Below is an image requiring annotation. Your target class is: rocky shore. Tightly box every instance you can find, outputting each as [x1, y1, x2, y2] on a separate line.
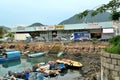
[0, 41, 109, 80]
[0, 41, 108, 54]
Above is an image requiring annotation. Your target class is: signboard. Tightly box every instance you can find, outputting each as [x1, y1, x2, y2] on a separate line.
[36, 26, 48, 31]
[48, 26, 55, 30]
[43, 26, 48, 30]
[103, 28, 114, 33]
[55, 25, 64, 29]
[36, 27, 44, 30]
[88, 23, 100, 28]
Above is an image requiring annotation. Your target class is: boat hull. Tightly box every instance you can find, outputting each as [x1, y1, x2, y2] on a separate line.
[56, 59, 83, 68]
[0, 57, 20, 63]
[0, 50, 21, 63]
[28, 52, 45, 58]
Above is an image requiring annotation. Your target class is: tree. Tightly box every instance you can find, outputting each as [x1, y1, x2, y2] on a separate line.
[77, 10, 89, 19]
[6, 32, 14, 41]
[0, 27, 6, 38]
[77, 0, 120, 21]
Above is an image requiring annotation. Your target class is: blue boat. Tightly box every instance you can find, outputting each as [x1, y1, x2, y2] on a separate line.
[0, 50, 21, 63]
[27, 52, 46, 58]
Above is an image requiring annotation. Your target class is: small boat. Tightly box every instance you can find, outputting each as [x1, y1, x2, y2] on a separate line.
[47, 61, 66, 70]
[37, 68, 59, 77]
[37, 61, 65, 70]
[28, 52, 46, 58]
[56, 59, 83, 68]
[57, 52, 65, 57]
[35, 61, 66, 73]
[0, 50, 21, 63]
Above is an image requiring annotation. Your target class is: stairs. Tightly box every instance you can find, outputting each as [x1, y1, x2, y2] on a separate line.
[48, 43, 61, 54]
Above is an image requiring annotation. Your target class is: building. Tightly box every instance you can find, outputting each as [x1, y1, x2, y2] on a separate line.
[11, 21, 120, 41]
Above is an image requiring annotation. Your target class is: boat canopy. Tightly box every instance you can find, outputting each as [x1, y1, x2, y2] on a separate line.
[6, 51, 21, 58]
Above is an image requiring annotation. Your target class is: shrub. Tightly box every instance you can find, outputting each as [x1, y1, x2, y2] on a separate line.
[105, 36, 120, 54]
[105, 45, 120, 54]
[109, 35, 120, 46]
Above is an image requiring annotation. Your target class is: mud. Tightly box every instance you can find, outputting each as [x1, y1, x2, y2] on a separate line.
[0, 41, 109, 80]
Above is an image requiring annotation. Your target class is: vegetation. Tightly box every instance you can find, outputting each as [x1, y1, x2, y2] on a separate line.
[0, 26, 10, 30]
[6, 32, 14, 41]
[0, 27, 7, 38]
[105, 35, 120, 54]
[77, 0, 120, 21]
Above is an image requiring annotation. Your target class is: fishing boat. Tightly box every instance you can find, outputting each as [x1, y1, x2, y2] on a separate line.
[27, 52, 46, 58]
[0, 50, 21, 63]
[37, 61, 66, 70]
[56, 59, 83, 68]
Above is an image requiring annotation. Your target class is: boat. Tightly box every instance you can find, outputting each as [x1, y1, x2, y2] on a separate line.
[57, 51, 65, 57]
[47, 61, 66, 70]
[56, 59, 83, 68]
[5, 70, 49, 80]
[27, 52, 46, 58]
[37, 68, 59, 77]
[36, 61, 66, 70]
[0, 50, 21, 63]
[56, 63, 66, 72]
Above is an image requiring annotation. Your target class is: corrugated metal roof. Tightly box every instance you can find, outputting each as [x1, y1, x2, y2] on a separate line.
[64, 21, 113, 30]
[99, 21, 113, 28]
[64, 23, 87, 30]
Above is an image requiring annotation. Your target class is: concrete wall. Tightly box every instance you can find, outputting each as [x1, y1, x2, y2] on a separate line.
[101, 51, 120, 80]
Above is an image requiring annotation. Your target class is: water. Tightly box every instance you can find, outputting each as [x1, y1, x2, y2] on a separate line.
[0, 56, 81, 80]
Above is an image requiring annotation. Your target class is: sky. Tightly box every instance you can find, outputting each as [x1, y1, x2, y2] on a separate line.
[0, 0, 112, 27]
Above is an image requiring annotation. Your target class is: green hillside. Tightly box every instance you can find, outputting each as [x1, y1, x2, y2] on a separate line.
[59, 10, 112, 24]
[0, 26, 11, 30]
[28, 22, 44, 27]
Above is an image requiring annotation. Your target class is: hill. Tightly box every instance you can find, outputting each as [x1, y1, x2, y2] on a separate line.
[28, 22, 44, 27]
[59, 10, 112, 24]
[0, 26, 11, 30]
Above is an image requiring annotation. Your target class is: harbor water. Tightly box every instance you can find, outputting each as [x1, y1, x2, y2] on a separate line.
[0, 56, 82, 80]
